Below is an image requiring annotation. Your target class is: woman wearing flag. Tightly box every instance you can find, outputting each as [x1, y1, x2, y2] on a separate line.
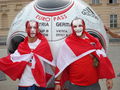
[55, 18, 115, 90]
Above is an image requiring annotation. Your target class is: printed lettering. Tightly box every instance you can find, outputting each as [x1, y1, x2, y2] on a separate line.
[53, 14, 67, 21]
[36, 15, 51, 21]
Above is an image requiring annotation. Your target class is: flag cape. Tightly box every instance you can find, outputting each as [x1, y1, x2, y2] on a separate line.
[0, 33, 54, 87]
[55, 32, 115, 85]
[0, 55, 28, 80]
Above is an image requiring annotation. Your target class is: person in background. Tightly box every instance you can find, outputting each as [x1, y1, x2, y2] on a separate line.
[104, 26, 120, 77]
[0, 20, 55, 90]
[104, 26, 120, 38]
[55, 18, 115, 90]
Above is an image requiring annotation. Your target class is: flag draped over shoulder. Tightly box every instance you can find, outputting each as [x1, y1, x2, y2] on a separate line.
[0, 33, 54, 87]
[55, 31, 115, 85]
[0, 55, 28, 80]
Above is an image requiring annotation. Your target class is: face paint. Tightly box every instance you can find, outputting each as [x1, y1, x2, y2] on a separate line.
[26, 21, 39, 38]
[73, 19, 84, 36]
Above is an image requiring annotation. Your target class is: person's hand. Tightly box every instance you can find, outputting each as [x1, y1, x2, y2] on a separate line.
[54, 84, 61, 90]
[104, 26, 110, 33]
[106, 79, 113, 90]
[93, 57, 99, 67]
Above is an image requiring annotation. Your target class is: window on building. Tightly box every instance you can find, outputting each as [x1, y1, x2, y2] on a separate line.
[109, 0, 117, 4]
[15, 4, 22, 11]
[110, 14, 117, 28]
[1, 5, 8, 11]
[1, 14, 8, 29]
[92, 0, 100, 4]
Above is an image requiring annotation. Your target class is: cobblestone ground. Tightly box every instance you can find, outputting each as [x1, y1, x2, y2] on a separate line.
[0, 43, 120, 90]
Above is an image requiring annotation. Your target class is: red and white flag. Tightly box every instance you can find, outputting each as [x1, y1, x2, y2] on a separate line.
[0, 33, 55, 87]
[55, 32, 115, 85]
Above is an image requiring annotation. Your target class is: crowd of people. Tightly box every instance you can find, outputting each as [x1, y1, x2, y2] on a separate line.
[0, 19, 117, 90]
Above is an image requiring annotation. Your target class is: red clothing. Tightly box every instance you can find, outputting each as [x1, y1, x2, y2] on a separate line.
[55, 31, 115, 86]
[68, 54, 98, 86]
[65, 32, 115, 79]
[0, 33, 54, 87]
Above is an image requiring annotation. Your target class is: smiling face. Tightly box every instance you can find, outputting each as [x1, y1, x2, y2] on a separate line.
[72, 19, 84, 37]
[26, 21, 39, 38]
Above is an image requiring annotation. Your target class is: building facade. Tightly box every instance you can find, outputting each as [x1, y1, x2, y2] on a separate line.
[0, 0, 32, 37]
[0, 0, 120, 37]
[85, 0, 120, 33]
